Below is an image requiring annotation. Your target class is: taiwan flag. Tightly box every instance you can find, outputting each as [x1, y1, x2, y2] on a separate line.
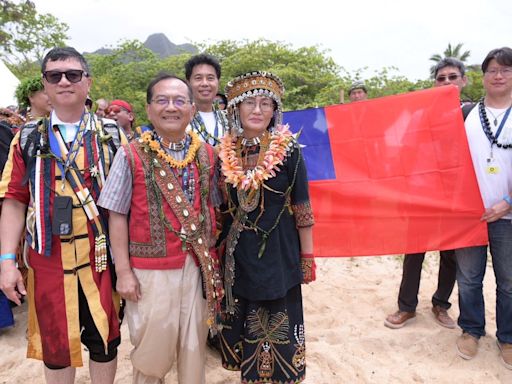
[283, 85, 488, 257]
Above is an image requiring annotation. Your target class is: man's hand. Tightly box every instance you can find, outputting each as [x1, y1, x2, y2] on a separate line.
[115, 269, 141, 302]
[0, 261, 26, 305]
[481, 200, 511, 222]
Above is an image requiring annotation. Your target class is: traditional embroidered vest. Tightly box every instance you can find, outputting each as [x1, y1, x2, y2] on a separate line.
[125, 140, 217, 270]
[125, 139, 224, 328]
[23, 116, 118, 258]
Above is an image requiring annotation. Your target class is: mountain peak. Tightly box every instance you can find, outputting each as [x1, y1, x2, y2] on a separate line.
[143, 33, 197, 57]
[90, 33, 197, 58]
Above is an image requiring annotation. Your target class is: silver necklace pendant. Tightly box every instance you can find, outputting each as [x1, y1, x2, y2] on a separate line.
[486, 107, 506, 127]
[241, 136, 261, 147]
[169, 140, 185, 151]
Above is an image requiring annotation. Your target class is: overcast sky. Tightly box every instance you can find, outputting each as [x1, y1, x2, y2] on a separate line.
[35, 0, 510, 81]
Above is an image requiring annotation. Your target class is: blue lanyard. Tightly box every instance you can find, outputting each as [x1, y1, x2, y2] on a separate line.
[495, 107, 512, 140]
[480, 105, 512, 144]
[48, 112, 85, 180]
[213, 112, 219, 143]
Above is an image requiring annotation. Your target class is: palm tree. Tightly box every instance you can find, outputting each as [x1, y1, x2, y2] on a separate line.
[429, 43, 471, 76]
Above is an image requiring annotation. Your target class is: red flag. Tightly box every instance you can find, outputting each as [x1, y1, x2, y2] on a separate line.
[285, 86, 488, 256]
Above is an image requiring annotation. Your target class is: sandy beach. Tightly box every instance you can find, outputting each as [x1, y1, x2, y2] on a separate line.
[1, 253, 511, 383]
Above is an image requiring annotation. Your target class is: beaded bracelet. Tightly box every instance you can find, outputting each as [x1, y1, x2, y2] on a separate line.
[0, 253, 16, 262]
[300, 252, 314, 259]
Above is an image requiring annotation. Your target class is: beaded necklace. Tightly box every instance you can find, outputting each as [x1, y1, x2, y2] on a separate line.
[241, 136, 261, 147]
[219, 124, 294, 192]
[160, 136, 186, 151]
[140, 130, 201, 169]
[190, 107, 228, 145]
[236, 133, 270, 213]
[486, 107, 509, 127]
[171, 135, 195, 203]
[478, 97, 512, 149]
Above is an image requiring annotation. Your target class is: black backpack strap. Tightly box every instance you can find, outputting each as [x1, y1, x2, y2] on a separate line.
[19, 118, 47, 185]
[0, 121, 14, 174]
[462, 103, 477, 121]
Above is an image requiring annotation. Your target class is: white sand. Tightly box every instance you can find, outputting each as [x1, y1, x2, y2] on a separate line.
[1, 254, 511, 383]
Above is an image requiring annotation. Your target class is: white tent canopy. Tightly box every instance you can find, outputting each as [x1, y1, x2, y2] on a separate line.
[0, 60, 19, 107]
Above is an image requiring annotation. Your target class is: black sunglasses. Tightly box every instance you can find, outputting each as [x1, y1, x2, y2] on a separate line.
[435, 74, 460, 82]
[43, 70, 88, 84]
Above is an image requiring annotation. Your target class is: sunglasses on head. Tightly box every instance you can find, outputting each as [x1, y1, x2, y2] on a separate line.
[435, 74, 460, 82]
[43, 70, 88, 84]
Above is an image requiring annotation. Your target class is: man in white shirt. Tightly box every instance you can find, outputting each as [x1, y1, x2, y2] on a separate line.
[185, 54, 228, 145]
[455, 46, 512, 370]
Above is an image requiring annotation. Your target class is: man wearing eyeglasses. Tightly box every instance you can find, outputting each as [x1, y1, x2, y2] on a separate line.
[454, 47, 512, 369]
[99, 73, 223, 383]
[385, 58, 467, 331]
[0, 47, 124, 383]
[185, 54, 228, 146]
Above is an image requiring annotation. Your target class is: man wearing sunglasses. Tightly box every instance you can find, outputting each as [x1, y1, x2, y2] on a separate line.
[433, 57, 468, 91]
[0, 47, 124, 383]
[385, 57, 467, 331]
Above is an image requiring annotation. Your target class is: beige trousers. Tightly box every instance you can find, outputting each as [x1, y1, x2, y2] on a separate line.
[126, 255, 208, 384]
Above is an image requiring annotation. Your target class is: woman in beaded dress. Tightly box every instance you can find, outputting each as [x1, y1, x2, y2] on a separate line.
[218, 71, 316, 384]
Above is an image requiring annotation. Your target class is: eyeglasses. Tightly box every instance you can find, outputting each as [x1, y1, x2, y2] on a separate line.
[241, 98, 274, 112]
[151, 97, 190, 108]
[43, 70, 88, 84]
[485, 67, 512, 78]
[435, 74, 460, 82]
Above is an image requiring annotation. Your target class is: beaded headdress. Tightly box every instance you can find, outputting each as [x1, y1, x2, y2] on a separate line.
[225, 71, 285, 134]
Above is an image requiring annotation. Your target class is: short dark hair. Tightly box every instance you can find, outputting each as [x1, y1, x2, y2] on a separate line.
[184, 54, 221, 80]
[41, 47, 90, 74]
[146, 73, 193, 104]
[481, 47, 512, 73]
[434, 57, 466, 77]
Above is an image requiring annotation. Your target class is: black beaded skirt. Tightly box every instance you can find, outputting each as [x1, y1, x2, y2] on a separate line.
[219, 284, 306, 384]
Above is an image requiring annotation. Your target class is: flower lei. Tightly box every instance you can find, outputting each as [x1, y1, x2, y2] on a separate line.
[219, 124, 294, 191]
[140, 130, 201, 169]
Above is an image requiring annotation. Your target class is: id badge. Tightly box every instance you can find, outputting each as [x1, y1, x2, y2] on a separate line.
[485, 155, 500, 174]
[52, 196, 73, 236]
[486, 165, 500, 174]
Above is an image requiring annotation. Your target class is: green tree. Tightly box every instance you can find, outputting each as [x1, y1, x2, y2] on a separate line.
[86, 38, 444, 121]
[86, 40, 169, 126]
[202, 39, 342, 110]
[461, 69, 484, 102]
[429, 43, 471, 76]
[0, 0, 69, 70]
[0, 0, 32, 45]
